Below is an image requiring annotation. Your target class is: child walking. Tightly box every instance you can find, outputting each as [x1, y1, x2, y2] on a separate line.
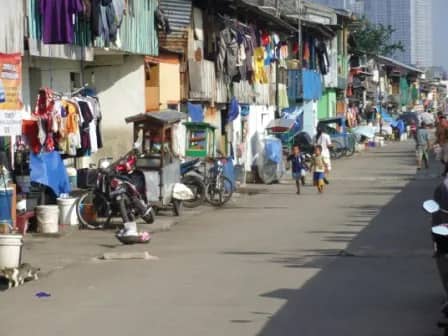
[287, 145, 307, 194]
[311, 145, 329, 193]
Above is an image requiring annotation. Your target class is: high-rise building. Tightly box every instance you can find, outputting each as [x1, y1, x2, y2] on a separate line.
[311, 0, 433, 67]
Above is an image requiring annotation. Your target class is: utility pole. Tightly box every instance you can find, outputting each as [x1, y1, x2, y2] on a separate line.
[297, 0, 302, 62]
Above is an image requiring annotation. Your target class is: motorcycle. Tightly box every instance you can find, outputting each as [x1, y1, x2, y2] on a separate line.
[423, 199, 448, 335]
[76, 151, 155, 231]
[180, 158, 206, 208]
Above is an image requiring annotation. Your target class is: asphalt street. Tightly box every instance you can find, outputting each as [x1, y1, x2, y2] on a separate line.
[0, 141, 444, 336]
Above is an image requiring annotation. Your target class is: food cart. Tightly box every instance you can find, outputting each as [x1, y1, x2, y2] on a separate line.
[125, 110, 185, 216]
[184, 122, 216, 158]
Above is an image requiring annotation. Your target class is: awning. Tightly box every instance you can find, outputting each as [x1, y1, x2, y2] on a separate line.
[375, 55, 424, 74]
[125, 110, 186, 125]
[210, 0, 298, 33]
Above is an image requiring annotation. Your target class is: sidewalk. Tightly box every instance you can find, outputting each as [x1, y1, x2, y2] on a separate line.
[21, 207, 209, 276]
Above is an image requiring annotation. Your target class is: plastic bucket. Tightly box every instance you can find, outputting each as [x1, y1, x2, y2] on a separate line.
[36, 205, 59, 233]
[57, 198, 79, 226]
[0, 188, 13, 225]
[0, 234, 23, 269]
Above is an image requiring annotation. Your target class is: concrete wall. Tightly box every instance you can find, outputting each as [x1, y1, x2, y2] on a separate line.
[159, 62, 180, 109]
[89, 55, 145, 162]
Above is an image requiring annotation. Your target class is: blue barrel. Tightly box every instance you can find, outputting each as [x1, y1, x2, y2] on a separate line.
[0, 188, 13, 225]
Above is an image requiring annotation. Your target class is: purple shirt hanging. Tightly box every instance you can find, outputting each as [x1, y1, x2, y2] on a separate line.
[40, 0, 84, 44]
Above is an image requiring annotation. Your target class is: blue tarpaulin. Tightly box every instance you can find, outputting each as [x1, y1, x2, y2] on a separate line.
[265, 138, 282, 164]
[187, 102, 204, 122]
[390, 119, 406, 135]
[302, 70, 322, 100]
[30, 152, 71, 196]
[223, 158, 236, 192]
[228, 97, 240, 123]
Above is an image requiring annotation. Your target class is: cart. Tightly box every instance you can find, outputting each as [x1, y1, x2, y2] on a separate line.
[184, 122, 216, 158]
[266, 119, 301, 154]
[125, 110, 186, 216]
[317, 117, 356, 158]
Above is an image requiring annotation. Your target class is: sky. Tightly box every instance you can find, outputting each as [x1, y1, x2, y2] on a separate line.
[433, 0, 448, 69]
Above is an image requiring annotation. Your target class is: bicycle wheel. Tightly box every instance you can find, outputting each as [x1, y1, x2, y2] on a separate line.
[76, 191, 109, 230]
[206, 176, 233, 206]
[345, 135, 356, 157]
[330, 143, 344, 159]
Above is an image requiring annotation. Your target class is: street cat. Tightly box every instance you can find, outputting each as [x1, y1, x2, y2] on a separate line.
[0, 263, 40, 289]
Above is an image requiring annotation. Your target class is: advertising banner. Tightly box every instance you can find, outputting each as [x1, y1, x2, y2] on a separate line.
[0, 53, 22, 136]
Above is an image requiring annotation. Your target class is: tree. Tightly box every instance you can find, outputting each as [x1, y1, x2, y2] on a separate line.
[349, 18, 405, 57]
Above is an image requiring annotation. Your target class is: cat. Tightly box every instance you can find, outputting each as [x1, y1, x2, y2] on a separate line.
[0, 263, 40, 289]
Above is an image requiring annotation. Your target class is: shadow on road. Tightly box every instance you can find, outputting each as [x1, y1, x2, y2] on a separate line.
[256, 171, 443, 335]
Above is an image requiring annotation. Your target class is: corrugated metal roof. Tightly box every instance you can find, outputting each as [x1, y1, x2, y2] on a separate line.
[159, 0, 192, 54]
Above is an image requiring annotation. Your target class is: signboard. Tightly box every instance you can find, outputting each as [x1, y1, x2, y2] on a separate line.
[0, 53, 23, 136]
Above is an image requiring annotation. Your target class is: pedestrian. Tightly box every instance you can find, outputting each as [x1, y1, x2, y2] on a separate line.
[436, 114, 448, 176]
[310, 145, 329, 194]
[415, 121, 431, 170]
[314, 126, 332, 184]
[287, 145, 307, 195]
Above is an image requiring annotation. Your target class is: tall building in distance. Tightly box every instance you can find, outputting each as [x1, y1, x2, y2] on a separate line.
[310, 0, 433, 67]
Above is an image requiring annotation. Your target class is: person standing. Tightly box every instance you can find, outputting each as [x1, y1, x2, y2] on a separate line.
[436, 114, 448, 176]
[315, 126, 332, 184]
[415, 121, 431, 170]
[287, 145, 307, 195]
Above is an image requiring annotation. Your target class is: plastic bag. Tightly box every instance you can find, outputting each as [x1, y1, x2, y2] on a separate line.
[173, 183, 194, 200]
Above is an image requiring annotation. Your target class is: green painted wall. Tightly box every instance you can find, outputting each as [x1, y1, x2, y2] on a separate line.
[318, 89, 336, 120]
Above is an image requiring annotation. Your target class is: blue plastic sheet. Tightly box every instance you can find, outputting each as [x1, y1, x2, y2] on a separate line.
[265, 138, 282, 164]
[223, 158, 236, 192]
[30, 152, 71, 196]
[302, 70, 322, 100]
[227, 97, 240, 123]
[390, 119, 405, 135]
[187, 102, 204, 122]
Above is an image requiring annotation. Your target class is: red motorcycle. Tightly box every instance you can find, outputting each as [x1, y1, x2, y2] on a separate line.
[76, 151, 155, 230]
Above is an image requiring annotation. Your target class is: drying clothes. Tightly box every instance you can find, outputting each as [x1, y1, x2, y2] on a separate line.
[40, 0, 84, 44]
[91, 0, 101, 37]
[22, 120, 41, 154]
[254, 47, 268, 84]
[316, 41, 330, 75]
[227, 97, 239, 123]
[82, 0, 92, 18]
[76, 99, 94, 153]
[217, 27, 239, 83]
[34, 88, 55, 116]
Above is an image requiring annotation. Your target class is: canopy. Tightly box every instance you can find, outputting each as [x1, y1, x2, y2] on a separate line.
[125, 110, 186, 125]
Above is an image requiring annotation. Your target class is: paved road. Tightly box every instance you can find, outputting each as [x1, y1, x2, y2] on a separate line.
[0, 142, 444, 336]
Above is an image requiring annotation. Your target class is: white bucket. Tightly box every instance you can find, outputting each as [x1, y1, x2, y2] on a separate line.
[0, 234, 23, 269]
[57, 198, 79, 226]
[36, 205, 60, 233]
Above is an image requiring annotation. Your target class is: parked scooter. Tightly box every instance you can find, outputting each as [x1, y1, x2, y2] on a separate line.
[180, 158, 206, 208]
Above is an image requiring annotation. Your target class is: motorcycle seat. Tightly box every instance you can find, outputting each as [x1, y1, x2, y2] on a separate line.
[181, 158, 200, 174]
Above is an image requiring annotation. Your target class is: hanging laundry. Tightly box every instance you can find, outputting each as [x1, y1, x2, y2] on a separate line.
[227, 97, 240, 123]
[254, 47, 268, 84]
[316, 41, 330, 75]
[40, 0, 84, 44]
[217, 27, 239, 83]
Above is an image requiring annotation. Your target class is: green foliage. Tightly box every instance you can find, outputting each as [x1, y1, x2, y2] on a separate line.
[350, 18, 405, 56]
